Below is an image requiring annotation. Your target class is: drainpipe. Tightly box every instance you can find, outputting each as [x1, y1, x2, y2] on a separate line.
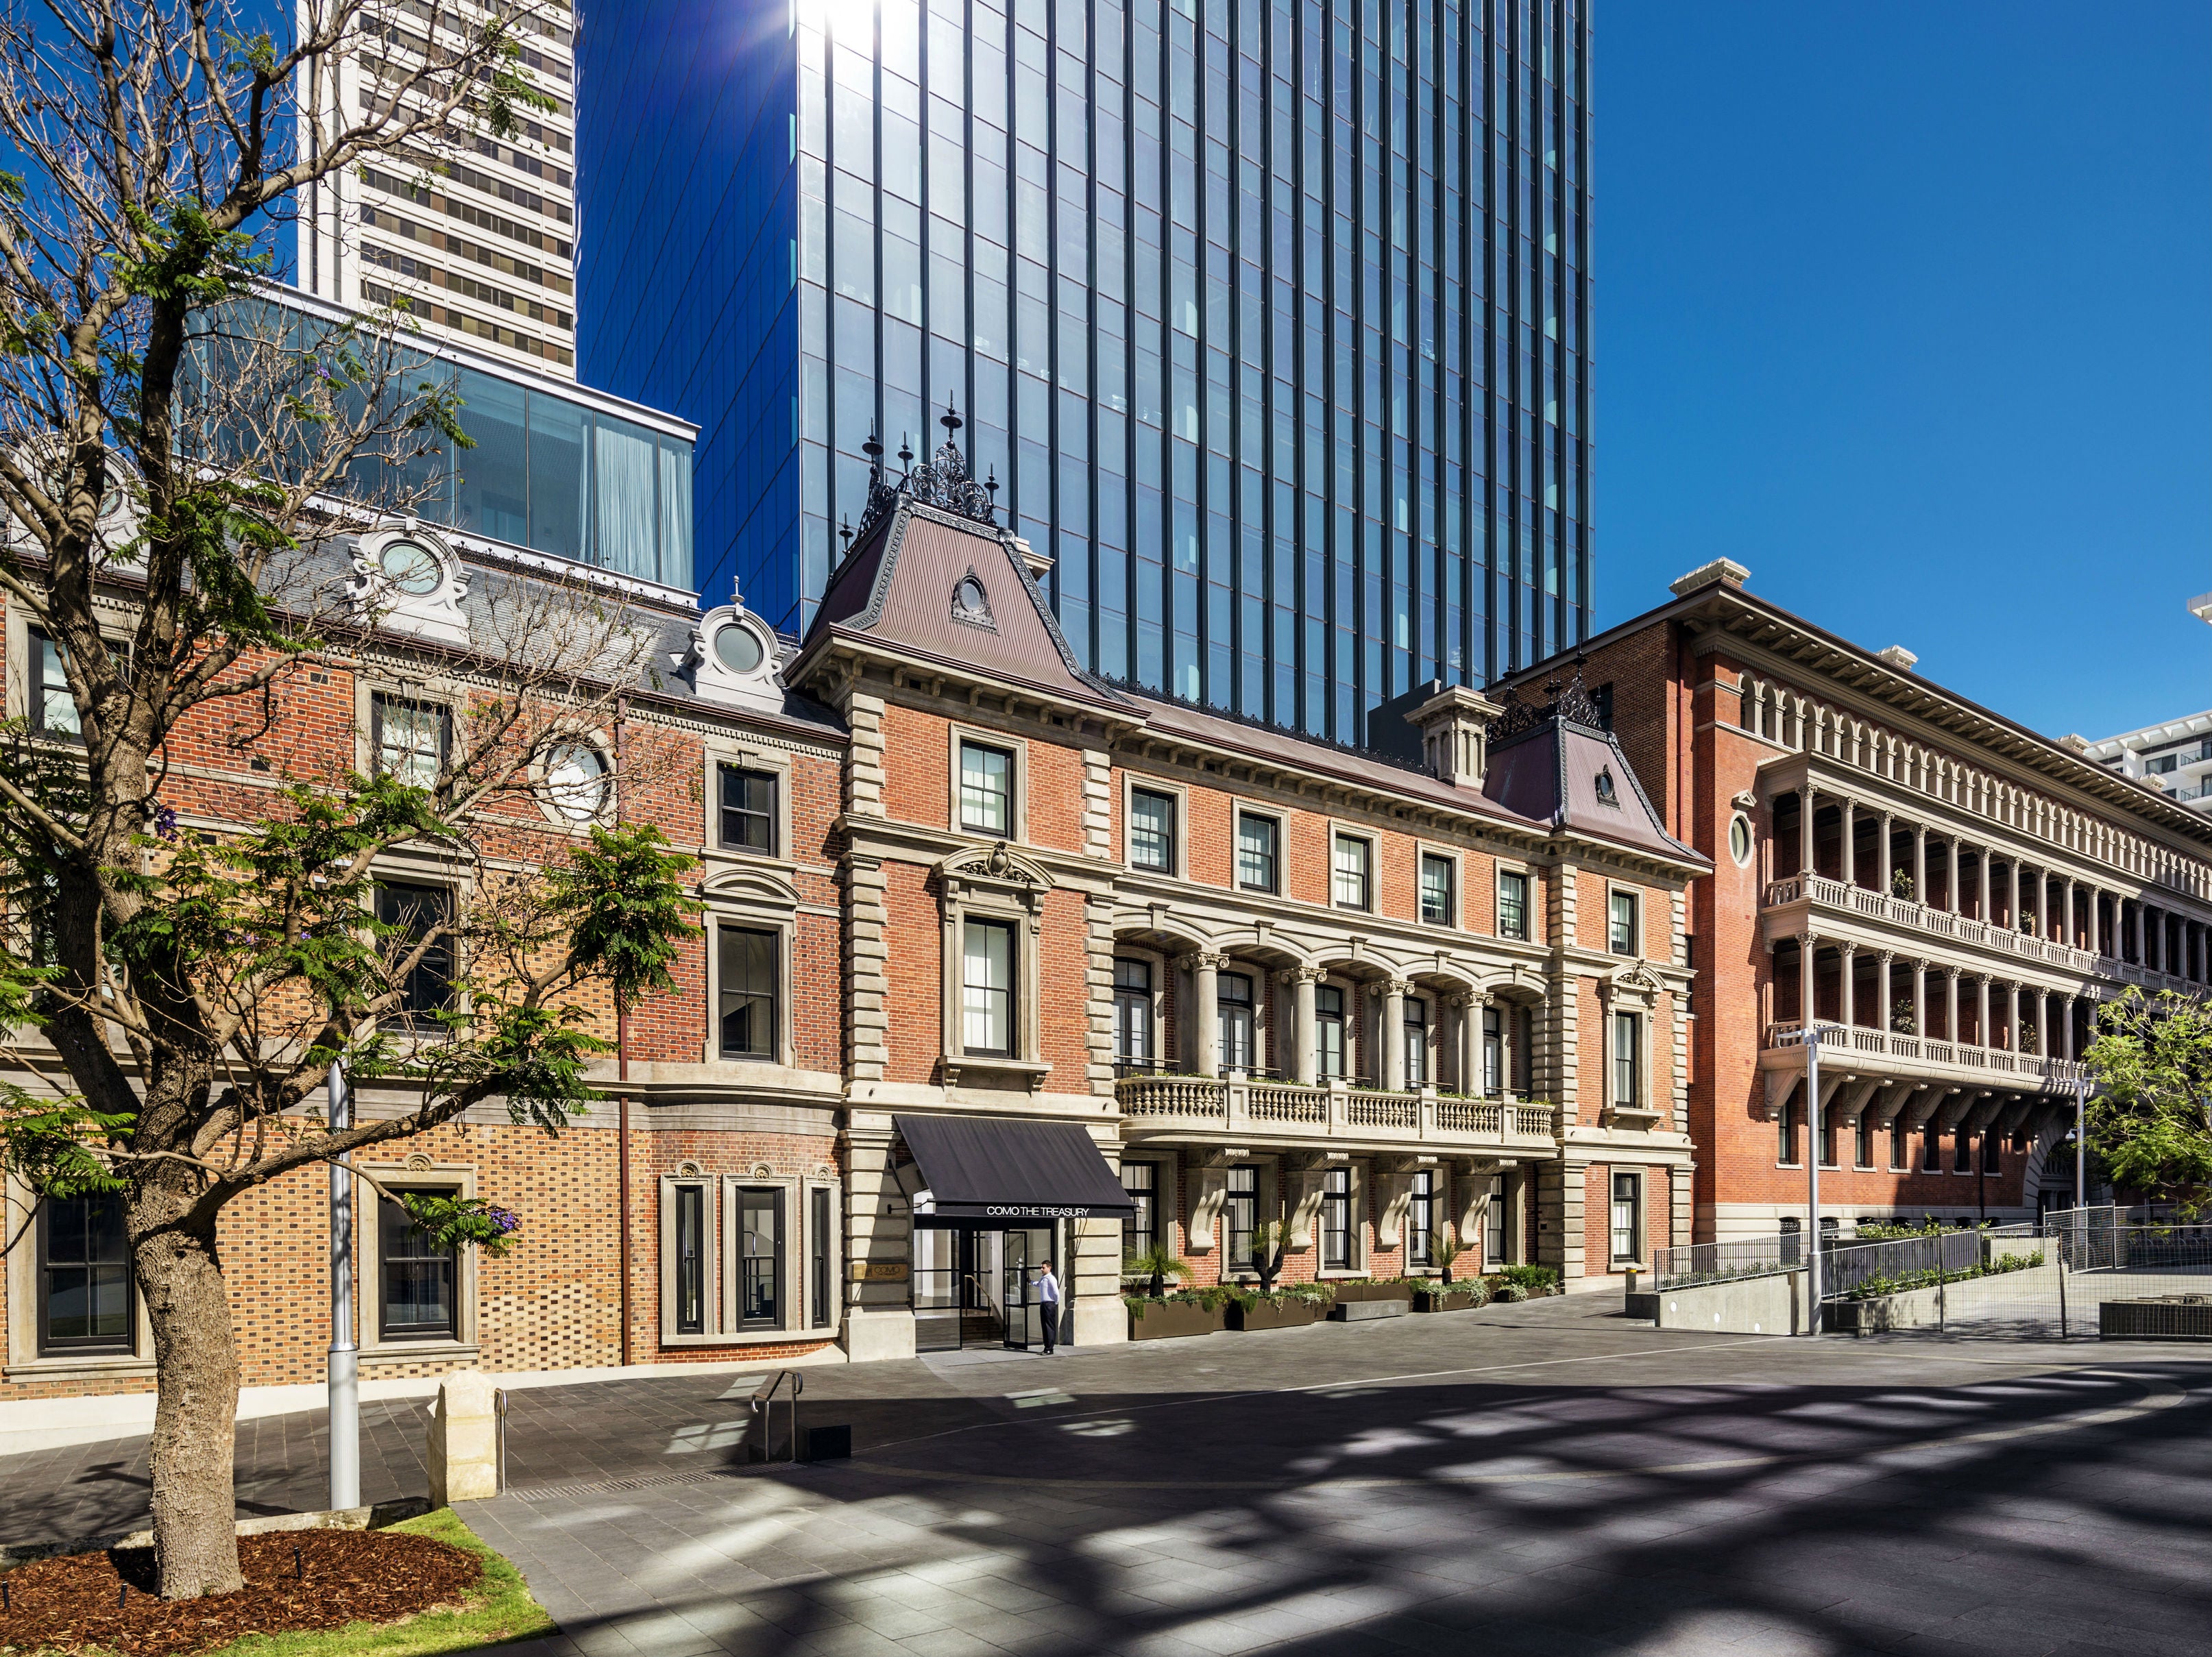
[615, 693, 631, 1366]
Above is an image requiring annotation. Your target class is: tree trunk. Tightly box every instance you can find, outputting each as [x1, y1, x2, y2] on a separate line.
[137, 1210, 244, 1597]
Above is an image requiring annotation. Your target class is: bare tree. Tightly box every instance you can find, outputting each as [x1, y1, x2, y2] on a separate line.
[0, 0, 694, 1601]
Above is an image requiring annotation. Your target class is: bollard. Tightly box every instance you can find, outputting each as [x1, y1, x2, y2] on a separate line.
[427, 1370, 502, 1505]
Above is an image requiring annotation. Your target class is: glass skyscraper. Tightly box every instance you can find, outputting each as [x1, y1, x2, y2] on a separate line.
[582, 0, 1590, 740]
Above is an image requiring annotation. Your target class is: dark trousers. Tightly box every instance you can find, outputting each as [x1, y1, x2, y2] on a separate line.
[1040, 1301, 1059, 1351]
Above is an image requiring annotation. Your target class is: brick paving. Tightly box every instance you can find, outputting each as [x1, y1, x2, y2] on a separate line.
[8, 1297, 2212, 1655]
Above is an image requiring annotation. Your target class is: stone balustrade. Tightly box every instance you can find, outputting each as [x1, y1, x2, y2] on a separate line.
[1762, 1018, 2086, 1088]
[1116, 1074, 1558, 1149]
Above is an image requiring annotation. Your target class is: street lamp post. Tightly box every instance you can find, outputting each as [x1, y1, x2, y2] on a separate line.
[328, 1057, 359, 1512]
[2074, 1073, 2087, 1211]
[1781, 1023, 1842, 1335]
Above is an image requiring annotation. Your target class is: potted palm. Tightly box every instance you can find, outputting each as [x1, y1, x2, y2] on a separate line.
[1123, 1242, 1193, 1300]
[1415, 1235, 1482, 1312]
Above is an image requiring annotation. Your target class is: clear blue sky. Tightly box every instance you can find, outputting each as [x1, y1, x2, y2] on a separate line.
[1598, 2, 2212, 743]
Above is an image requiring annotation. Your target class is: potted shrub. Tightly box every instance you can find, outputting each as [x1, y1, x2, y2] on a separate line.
[1490, 1264, 1560, 1301]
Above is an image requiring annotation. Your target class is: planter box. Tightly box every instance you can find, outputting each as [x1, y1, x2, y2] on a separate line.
[2101, 1295, 2212, 1342]
[1328, 1297, 1409, 1323]
[1414, 1288, 1479, 1314]
[1127, 1300, 1228, 1341]
[1228, 1298, 1324, 1332]
[1329, 1281, 1413, 1303]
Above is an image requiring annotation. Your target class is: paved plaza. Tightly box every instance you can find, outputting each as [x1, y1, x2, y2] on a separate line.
[8, 1297, 2212, 1656]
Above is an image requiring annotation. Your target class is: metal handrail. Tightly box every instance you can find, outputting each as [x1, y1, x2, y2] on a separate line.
[751, 1369, 803, 1464]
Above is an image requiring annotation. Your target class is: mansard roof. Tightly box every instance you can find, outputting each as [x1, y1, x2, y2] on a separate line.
[1483, 676, 1700, 863]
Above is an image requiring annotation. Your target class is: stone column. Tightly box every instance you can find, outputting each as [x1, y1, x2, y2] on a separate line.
[1799, 787, 1817, 876]
[2063, 878, 2078, 949]
[2005, 982, 2020, 1053]
[1381, 978, 1409, 1091]
[2007, 860, 2021, 929]
[1877, 951, 1895, 1035]
[1287, 968, 1321, 1086]
[1946, 838, 1961, 913]
[1978, 848, 1993, 920]
[1910, 959, 1926, 1037]
[1188, 953, 1224, 1078]
[2061, 994, 2076, 1061]
[1455, 993, 1483, 1094]
[1879, 810, 1895, 894]
[1976, 977, 1991, 1051]
[1838, 942, 1856, 1027]
[2132, 899, 2146, 965]
[2034, 990, 2051, 1056]
[1943, 968, 1960, 1043]
[1798, 933, 1817, 1025]
[1840, 798, 1857, 887]
[1912, 824, 1928, 905]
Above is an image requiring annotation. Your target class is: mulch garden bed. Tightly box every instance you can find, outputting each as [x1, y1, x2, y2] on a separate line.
[0, 1527, 483, 1656]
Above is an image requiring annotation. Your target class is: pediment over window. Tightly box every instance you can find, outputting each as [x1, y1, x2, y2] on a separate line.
[1603, 959, 1664, 1007]
[703, 866, 803, 909]
[938, 839, 1054, 892]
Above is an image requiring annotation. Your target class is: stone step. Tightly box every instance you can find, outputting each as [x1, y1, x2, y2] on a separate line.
[1328, 1298, 1409, 1323]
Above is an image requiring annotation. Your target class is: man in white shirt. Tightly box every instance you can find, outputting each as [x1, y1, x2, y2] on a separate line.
[1032, 1262, 1062, 1353]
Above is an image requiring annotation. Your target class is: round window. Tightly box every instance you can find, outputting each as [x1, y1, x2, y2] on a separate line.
[377, 539, 443, 596]
[1729, 813, 1754, 867]
[544, 743, 610, 823]
[714, 622, 764, 674]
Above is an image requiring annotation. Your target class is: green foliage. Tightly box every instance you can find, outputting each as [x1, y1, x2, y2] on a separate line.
[546, 823, 698, 1012]
[1494, 1263, 1559, 1294]
[1836, 1251, 2043, 1302]
[1126, 1284, 1239, 1316]
[1224, 1280, 1335, 1310]
[1121, 1242, 1194, 1297]
[2082, 986, 2212, 1212]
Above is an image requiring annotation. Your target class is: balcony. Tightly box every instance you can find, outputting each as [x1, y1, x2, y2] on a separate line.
[1115, 1074, 1559, 1154]
[1763, 873, 2200, 996]
[1762, 1019, 2085, 1093]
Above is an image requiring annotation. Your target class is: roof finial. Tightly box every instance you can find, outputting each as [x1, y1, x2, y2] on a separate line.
[898, 432, 914, 469]
[940, 396, 964, 442]
[839, 515, 854, 552]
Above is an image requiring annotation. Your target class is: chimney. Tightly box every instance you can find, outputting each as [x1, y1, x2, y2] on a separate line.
[1409, 683, 1506, 788]
[1875, 646, 1918, 672]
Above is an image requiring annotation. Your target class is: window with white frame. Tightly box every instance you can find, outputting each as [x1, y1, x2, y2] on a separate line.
[1128, 787, 1176, 871]
[1315, 983, 1346, 1079]
[1113, 958, 1154, 1070]
[1407, 1169, 1436, 1268]
[1320, 1166, 1352, 1269]
[958, 740, 1012, 833]
[27, 628, 80, 739]
[1498, 869, 1530, 940]
[1236, 812, 1280, 892]
[717, 926, 777, 1059]
[717, 764, 778, 854]
[1609, 889, 1640, 955]
[1609, 1171, 1642, 1264]
[1332, 833, 1372, 910]
[372, 693, 448, 790]
[542, 741, 610, 823]
[1419, 854, 1455, 926]
[1611, 1011, 1640, 1107]
[962, 918, 1014, 1055]
[1219, 971, 1256, 1071]
[1404, 996, 1429, 1085]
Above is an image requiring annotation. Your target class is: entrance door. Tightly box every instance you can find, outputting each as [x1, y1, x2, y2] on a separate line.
[999, 1227, 1056, 1349]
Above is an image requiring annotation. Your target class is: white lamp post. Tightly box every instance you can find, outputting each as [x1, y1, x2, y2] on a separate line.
[328, 1057, 359, 1511]
[1778, 1023, 1844, 1335]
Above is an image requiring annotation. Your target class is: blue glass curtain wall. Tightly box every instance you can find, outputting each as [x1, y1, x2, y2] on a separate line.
[584, 0, 1591, 739]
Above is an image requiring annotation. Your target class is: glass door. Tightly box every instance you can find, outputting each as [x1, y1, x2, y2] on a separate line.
[1000, 1229, 1036, 1349]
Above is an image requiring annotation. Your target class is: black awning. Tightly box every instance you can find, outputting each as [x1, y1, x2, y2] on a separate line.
[894, 1114, 1135, 1222]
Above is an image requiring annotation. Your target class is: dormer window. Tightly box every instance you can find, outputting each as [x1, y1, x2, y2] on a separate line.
[375, 539, 443, 596]
[1595, 768, 1619, 807]
[951, 572, 995, 629]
